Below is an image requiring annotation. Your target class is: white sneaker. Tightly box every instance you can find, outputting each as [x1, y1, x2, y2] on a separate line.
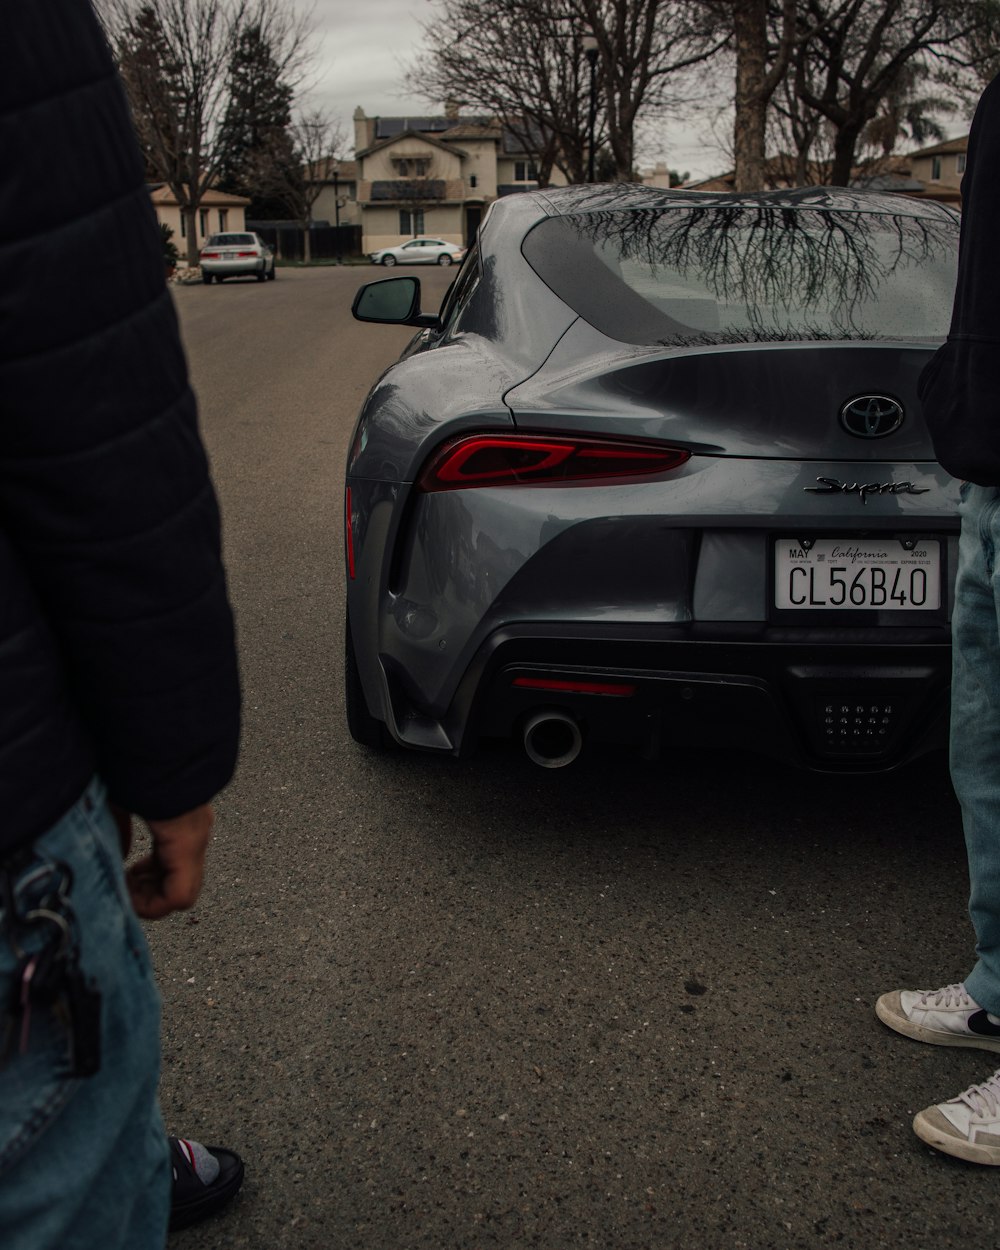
[914, 1070, 1000, 1165]
[875, 982, 1000, 1052]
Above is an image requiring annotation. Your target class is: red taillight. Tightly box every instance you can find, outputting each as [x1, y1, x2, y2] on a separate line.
[345, 486, 356, 579]
[513, 677, 636, 697]
[234, 251, 257, 258]
[417, 434, 690, 491]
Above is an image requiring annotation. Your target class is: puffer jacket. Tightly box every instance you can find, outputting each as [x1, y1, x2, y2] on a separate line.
[920, 73, 1000, 485]
[0, 0, 241, 853]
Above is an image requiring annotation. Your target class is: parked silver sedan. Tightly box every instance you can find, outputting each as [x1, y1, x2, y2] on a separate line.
[370, 237, 466, 267]
[199, 232, 275, 283]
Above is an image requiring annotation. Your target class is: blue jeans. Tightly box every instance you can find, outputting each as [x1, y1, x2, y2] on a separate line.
[0, 778, 170, 1249]
[952, 484, 1000, 1016]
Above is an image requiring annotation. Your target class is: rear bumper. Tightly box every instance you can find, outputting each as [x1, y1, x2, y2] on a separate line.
[201, 258, 268, 277]
[378, 624, 951, 773]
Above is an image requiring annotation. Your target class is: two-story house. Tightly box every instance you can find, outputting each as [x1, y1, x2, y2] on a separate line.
[353, 108, 566, 255]
[906, 136, 967, 203]
[302, 157, 360, 228]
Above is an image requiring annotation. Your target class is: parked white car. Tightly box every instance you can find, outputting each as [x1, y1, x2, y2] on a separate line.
[200, 232, 275, 283]
[370, 238, 466, 267]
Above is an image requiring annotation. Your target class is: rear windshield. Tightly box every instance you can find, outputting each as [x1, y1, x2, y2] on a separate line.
[521, 206, 959, 346]
[206, 233, 255, 246]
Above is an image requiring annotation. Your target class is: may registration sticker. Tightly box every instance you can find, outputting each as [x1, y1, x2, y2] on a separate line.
[775, 538, 941, 610]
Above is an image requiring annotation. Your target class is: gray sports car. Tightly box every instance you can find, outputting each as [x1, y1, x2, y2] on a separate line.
[345, 185, 960, 773]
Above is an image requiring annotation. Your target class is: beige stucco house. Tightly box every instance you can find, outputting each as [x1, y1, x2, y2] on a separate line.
[302, 157, 360, 227]
[683, 137, 968, 207]
[906, 135, 967, 204]
[353, 108, 567, 254]
[640, 161, 674, 189]
[148, 185, 250, 253]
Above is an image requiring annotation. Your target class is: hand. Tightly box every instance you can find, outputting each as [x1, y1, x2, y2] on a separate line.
[126, 804, 214, 920]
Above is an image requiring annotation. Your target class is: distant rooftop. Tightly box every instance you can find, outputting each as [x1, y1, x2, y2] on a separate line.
[374, 116, 490, 140]
[366, 113, 543, 158]
[908, 135, 969, 159]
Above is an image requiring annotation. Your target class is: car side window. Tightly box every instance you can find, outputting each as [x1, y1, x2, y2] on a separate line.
[437, 246, 482, 338]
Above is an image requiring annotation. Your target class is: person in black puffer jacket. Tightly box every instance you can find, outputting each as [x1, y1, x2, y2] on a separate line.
[875, 75, 1000, 1166]
[0, 3, 241, 1245]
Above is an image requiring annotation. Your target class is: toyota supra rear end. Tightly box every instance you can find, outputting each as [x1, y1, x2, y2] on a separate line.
[344, 185, 960, 772]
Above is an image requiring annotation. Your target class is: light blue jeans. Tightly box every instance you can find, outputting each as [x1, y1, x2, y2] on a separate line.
[0, 778, 170, 1249]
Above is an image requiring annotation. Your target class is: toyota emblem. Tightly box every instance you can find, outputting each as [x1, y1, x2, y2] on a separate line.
[840, 394, 904, 438]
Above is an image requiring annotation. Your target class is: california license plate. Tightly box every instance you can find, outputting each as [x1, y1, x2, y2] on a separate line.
[775, 538, 941, 610]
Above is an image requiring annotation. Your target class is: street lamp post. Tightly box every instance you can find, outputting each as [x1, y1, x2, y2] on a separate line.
[581, 32, 599, 183]
[333, 162, 341, 263]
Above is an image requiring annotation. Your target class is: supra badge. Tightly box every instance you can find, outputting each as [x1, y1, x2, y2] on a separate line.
[803, 477, 929, 504]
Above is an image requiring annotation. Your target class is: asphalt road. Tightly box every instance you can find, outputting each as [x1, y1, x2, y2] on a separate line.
[154, 265, 984, 1250]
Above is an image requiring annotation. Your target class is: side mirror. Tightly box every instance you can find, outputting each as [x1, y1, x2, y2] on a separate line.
[352, 277, 439, 328]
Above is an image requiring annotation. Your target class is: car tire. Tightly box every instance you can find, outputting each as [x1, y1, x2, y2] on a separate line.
[345, 614, 394, 750]
[382, 255, 397, 266]
[437, 254, 453, 266]
[256, 268, 266, 282]
[202, 273, 213, 284]
[267, 266, 276, 280]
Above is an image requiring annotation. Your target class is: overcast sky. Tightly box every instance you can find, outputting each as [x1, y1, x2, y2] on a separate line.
[297, 0, 728, 180]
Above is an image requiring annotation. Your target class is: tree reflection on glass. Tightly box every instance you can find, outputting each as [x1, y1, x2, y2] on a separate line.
[522, 189, 959, 347]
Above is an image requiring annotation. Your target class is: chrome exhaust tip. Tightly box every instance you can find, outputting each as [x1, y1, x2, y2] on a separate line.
[522, 710, 584, 769]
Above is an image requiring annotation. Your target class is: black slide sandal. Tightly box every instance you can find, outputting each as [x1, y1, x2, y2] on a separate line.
[168, 1136, 245, 1231]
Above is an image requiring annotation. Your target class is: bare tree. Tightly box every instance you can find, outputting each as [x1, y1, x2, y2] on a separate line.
[575, 0, 726, 180]
[782, 0, 987, 186]
[411, 0, 723, 184]
[692, 0, 829, 191]
[933, 0, 1000, 104]
[769, 54, 949, 185]
[99, 0, 312, 265]
[408, 0, 596, 185]
[250, 110, 346, 261]
[731, 0, 799, 190]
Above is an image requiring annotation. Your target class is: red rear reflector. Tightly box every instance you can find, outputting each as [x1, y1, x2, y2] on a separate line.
[513, 677, 636, 697]
[345, 486, 356, 579]
[418, 434, 689, 491]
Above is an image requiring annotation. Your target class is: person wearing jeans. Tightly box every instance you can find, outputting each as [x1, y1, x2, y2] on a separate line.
[1, 2, 241, 1242]
[876, 74, 1000, 1165]
[0, 784, 170, 1248]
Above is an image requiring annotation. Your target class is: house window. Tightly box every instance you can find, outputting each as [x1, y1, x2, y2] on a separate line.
[393, 158, 430, 177]
[470, 174, 478, 189]
[931, 156, 942, 181]
[514, 160, 538, 182]
[957, 153, 967, 174]
[218, 209, 228, 231]
[400, 209, 425, 235]
[199, 208, 209, 236]
[180, 213, 187, 238]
